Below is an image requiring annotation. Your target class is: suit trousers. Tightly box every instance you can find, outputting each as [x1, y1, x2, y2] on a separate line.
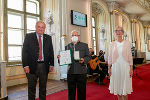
[26, 63, 48, 100]
[67, 74, 87, 100]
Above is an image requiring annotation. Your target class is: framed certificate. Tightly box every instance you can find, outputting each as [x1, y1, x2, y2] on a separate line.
[59, 50, 72, 66]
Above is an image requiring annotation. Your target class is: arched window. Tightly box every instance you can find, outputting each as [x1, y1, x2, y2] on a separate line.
[4, 0, 41, 66]
[92, 17, 96, 55]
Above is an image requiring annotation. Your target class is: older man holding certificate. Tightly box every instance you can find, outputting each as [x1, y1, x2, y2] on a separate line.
[58, 30, 91, 100]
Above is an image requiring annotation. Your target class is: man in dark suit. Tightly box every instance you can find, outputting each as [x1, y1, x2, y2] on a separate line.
[58, 30, 91, 100]
[22, 21, 54, 100]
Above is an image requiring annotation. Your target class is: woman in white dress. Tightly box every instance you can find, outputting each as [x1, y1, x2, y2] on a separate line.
[108, 26, 133, 100]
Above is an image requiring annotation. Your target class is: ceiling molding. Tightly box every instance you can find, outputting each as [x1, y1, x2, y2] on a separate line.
[92, 3, 103, 14]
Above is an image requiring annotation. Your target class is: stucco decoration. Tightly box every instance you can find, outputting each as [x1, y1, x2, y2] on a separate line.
[46, 9, 55, 36]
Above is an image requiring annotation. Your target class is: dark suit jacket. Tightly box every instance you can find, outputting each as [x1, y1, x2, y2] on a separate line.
[22, 32, 54, 74]
[65, 41, 91, 74]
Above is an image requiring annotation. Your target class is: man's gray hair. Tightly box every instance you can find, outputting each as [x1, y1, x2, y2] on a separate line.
[71, 30, 80, 36]
[36, 20, 46, 27]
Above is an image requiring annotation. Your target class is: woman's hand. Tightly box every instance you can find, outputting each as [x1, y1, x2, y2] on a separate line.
[108, 67, 111, 77]
[130, 67, 133, 78]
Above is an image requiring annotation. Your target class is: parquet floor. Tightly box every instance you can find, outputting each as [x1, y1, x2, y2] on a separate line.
[7, 79, 67, 100]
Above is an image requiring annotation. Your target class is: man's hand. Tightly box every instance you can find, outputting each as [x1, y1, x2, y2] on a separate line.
[49, 66, 54, 72]
[24, 67, 30, 74]
[79, 58, 84, 63]
[57, 55, 61, 59]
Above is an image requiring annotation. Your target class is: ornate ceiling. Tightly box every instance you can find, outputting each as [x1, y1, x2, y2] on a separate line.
[104, 0, 150, 25]
[92, 3, 103, 14]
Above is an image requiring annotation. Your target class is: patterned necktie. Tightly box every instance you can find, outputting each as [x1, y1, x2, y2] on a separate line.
[38, 35, 42, 61]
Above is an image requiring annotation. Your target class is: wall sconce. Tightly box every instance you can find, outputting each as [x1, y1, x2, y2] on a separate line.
[124, 32, 127, 40]
[101, 25, 105, 39]
[46, 9, 55, 36]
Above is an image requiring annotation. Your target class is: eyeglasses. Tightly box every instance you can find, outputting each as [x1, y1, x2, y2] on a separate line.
[72, 35, 80, 36]
[115, 30, 123, 33]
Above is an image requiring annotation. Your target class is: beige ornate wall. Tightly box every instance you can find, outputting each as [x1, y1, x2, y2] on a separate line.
[67, 0, 92, 47]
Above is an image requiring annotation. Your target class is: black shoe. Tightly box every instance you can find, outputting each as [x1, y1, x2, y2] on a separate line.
[94, 79, 99, 85]
[100, 82, 105, 85]
[95, 81, 99, 85]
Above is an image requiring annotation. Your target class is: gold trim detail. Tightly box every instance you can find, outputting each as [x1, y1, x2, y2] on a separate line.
[62, 34, 67, 37]
[110, 11, 113, 15]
